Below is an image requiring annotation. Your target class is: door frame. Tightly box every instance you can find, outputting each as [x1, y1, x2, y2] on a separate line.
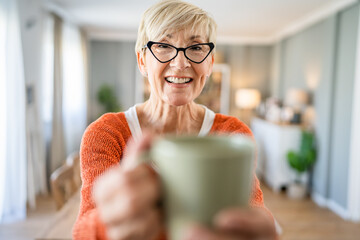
[347, 3, 360, 222]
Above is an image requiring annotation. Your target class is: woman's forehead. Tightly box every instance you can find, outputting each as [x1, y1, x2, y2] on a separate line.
[158, 27, 208, 42]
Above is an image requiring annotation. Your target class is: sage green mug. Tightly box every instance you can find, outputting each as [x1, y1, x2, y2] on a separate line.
[143, 135, 255, 240]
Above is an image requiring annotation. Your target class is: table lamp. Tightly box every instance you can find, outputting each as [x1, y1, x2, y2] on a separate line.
[284, 88, 308, 124]
[236, 88, 261, 125]
[236, 88, 261, 109]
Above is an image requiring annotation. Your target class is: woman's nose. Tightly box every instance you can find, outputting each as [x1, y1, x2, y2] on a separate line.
[169, 51, 191, 69]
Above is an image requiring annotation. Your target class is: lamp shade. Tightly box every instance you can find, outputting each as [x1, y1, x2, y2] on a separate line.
[285, 88, 308, 107]
[236, 88, 261, 109]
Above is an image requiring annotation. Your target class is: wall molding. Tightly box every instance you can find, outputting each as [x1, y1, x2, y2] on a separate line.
[347, 2, 360, 223]
[84, 0, 357, 44]
[312, 191, 351, 220]
[311, 191, 327, 207]
[44, 1, 77, 25]
[86, 27, 138, 42]
[272, 0, 358, 42]
[327, 200, 351, 220]
[216, 35, 274, 45]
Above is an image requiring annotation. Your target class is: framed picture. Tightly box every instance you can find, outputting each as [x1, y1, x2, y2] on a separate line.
[195, 63, 231, 114]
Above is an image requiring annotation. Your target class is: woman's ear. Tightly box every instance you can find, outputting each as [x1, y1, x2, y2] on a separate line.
[137, 51, 148, 77]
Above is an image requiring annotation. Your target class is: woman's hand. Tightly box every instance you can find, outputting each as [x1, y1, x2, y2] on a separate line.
[93, 133, 162, 240]
[184, 207, 276, 240]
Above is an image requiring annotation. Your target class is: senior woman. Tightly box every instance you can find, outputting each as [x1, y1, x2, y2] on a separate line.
[73, 0, 276, 239]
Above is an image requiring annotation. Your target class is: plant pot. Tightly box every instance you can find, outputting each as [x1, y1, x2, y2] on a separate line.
[287, 183, 307, 199]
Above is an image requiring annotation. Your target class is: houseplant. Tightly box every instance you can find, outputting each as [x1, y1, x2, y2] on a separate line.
[286, 130, 317, 199]
[97, 84, 121, 114]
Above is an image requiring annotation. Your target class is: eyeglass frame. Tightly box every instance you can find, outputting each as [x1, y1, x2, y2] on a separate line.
[143, 41, 215, 64]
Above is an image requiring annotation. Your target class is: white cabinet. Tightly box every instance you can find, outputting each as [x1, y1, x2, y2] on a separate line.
[251, 117, 303, 192]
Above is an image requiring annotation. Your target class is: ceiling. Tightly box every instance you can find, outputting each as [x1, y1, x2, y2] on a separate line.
[44, 0, 357, 44]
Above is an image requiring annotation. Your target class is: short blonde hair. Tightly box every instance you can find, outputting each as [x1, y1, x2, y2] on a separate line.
[135, 0, 217, 53]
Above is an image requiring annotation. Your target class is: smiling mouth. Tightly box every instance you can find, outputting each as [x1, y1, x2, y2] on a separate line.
[165, 77, 193, 84]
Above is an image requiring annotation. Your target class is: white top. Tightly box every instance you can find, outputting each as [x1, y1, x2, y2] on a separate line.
[124, 104, 216, 142]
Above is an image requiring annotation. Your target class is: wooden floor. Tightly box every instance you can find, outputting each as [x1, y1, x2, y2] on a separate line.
[1, 183, 360, 240]
[262, 183, 360, 240]
[0, 195, 57, 240]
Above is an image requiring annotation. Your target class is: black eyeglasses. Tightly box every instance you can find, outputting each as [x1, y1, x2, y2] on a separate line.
[143, 41, 214, 64]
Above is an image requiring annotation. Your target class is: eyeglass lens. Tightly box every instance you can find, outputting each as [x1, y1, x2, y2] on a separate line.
[150, 43, 212, 63]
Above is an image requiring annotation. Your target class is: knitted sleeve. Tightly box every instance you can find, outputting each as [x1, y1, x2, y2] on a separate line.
[72, 113, 131, 240]
[210, 114, 274, 220]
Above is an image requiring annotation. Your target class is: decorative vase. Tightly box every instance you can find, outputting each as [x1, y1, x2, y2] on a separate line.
[287, 182, 307, 199]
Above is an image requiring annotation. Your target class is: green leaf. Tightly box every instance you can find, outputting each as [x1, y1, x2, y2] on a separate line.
[287, 130, 317, 174]
[97, 84, 122, 113]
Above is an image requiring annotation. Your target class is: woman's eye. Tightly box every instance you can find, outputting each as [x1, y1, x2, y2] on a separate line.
[189, 46, 202, 51]
[157, 44, 170, 49]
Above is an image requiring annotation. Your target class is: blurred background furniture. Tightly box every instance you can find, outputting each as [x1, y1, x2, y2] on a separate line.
[284, 88, 309, 124]
[236, 88, 261, 126]
[37, 190, 80, 240]
[194, 63, 231, 114]
[37, 152, 81, 239]
[50, 152, 81, 209]
[251, 117, 303, 192]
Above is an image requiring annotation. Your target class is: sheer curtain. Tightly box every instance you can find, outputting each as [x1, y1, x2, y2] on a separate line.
[48, 14, 87, 173]
[49, 14, 66, 174]
[62, 21, 87, 157]
[41, 13, 55, 180]
[0, 0, 27, 223]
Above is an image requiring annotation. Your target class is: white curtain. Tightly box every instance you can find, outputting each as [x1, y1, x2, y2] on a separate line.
[49, 15, 87, 173]
[0, 0, 27, 223]
[41, 14, 54, 133]
[25, 12, 48, 210]
[50, 14, 66, 174]
[62, 21, 87, 156]
[41, 13, 54, 146]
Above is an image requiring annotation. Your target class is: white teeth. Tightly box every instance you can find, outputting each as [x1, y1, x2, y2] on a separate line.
[165, 77, 191, 84]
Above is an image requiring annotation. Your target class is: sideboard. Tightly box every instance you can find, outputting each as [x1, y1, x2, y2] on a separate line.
[251, 117, 304, 192]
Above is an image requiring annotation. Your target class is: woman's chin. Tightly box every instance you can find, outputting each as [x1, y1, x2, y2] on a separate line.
[166, 97, 192, 106]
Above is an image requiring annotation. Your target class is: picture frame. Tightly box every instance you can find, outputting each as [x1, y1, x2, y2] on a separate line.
[195, 63, 230, 114]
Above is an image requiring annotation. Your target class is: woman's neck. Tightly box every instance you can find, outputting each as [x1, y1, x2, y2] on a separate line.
[136, 96, 205, 135]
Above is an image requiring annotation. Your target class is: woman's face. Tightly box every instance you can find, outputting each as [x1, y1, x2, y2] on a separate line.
[138, 28, 214, 106]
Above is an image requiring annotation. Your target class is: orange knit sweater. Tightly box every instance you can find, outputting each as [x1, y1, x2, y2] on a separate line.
[72, 112, 269, 240]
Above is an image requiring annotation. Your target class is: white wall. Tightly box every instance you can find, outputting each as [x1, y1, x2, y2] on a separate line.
[17, 0, 48, 199]
[272, 2, 360, 219]
[18, 0, 44, 91]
